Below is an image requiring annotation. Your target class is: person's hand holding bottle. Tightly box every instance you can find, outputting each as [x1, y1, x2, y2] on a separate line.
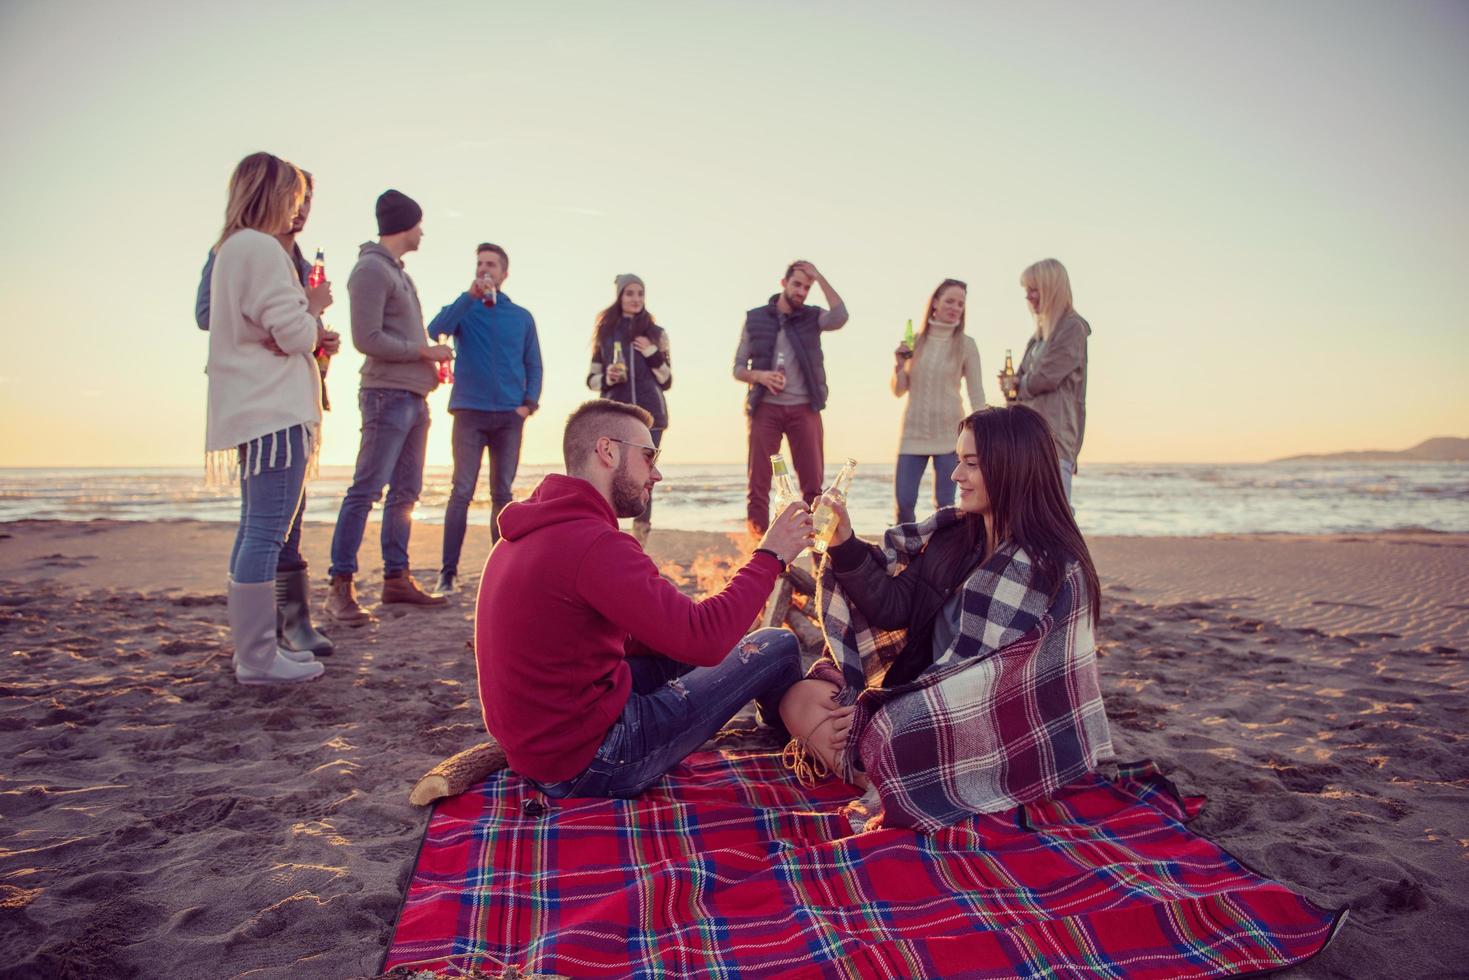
[818, 494, 853, 548]
[306, 279, 333, 317]
[759, 501, 815, 565]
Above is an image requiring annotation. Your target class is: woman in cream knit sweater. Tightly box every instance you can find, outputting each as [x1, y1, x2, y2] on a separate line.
[207, 152, 333, 685]
[891, 278, 985, 524]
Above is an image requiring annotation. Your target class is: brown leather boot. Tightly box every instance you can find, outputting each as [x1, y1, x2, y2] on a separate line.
[381, 570, 448, 606]
[326, 574, 375, 625]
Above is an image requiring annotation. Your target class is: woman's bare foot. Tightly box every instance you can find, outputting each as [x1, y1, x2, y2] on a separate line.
[779, 679, 860, 782]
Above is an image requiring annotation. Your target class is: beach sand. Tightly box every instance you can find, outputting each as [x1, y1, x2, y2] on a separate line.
[1, 520, 1465, 978]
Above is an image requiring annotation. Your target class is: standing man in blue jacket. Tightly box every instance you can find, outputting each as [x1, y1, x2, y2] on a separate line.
[429, 242, 543, 594]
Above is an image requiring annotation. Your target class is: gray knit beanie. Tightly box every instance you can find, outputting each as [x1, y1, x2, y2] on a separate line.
[614, 273, 644, 299]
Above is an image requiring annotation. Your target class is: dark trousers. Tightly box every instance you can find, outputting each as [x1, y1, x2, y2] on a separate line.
[746, 401, 824, 532]
[442, 409, 524, 576]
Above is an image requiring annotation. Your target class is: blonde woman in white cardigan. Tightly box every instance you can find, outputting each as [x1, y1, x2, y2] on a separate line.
[891, 278, 985, 524]
[207, 152, 334, 685]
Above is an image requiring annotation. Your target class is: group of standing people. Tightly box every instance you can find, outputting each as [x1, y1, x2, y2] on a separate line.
[198, 149, 1093, 693]
[199, 153, 546, 685]
[733, 260, 1090, 532]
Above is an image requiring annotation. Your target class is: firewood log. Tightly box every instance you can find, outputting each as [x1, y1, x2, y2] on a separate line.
[785, 604, 825, 650]
[785, 565, 817, 597]
[409, 740, 508, 806]
[761, 576, 793, 630]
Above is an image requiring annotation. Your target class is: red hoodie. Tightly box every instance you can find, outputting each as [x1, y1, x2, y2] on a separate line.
[475, 474, 782, 783]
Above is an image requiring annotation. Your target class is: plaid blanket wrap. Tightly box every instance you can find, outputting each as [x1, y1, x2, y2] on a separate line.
[810, 507, 1114, 831]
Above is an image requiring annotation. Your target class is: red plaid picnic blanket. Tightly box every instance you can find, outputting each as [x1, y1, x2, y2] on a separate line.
[384, 752, 1342, 979]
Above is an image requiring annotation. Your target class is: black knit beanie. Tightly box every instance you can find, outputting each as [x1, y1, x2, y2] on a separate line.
[376, 189, 423, 236]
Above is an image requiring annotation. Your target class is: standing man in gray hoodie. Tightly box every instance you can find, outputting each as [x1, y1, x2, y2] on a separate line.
[326, 189, 452, 622]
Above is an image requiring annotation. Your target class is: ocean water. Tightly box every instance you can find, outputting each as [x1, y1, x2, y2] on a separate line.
[1, 461, 1465, 537]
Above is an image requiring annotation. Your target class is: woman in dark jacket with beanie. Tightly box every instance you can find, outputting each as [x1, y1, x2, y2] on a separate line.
[586, 274, 672, 544]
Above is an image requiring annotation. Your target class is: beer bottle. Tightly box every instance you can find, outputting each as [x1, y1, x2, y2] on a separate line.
[903, 318, 915, 347]
[1002, 349, 1017, 402]
[774, 351, 787, 378]
[812, 458, 857, 554]
[770, 453, 801, 520]
[307, 249, 325, 288]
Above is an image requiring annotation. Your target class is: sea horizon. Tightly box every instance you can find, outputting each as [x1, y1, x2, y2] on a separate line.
[3, 460, 1465, 538]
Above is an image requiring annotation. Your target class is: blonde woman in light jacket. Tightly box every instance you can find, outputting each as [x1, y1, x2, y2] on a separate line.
[206, 152, 333, 685]
[1000, 258, 1091, 503]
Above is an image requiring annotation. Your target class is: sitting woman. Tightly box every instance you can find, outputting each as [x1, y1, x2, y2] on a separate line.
[778, 404, 1113, 831]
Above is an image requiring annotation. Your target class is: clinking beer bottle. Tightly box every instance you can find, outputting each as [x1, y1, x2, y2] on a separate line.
[308, 249, 326, 288]
[812, 458, 857, 554]
[770, 453, 801, 520]
[1002, 348, 1017, 402]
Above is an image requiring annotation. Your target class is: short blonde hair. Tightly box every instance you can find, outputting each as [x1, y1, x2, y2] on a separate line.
[1020, 258, 1075, 340]
[213, 152, 305, 252]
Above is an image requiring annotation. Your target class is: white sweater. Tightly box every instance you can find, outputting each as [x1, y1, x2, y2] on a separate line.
[896, 321, 986, 456]
[205, 230, 322, 458]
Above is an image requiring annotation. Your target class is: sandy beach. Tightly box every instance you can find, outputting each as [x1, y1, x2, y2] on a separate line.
[1, 519, 1465, 978]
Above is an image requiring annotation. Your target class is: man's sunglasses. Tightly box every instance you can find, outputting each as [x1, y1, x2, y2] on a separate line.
[607, 437, 661, 468]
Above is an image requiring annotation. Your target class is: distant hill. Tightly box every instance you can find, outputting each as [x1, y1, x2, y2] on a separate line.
[1272, 437, 1469, 463]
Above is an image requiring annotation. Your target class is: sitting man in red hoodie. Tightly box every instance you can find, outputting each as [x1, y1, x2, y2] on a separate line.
[475, 399, 816, 798]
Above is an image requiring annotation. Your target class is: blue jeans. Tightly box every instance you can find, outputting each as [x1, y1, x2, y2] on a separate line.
[895, 452, 959, 524]
[329, 388, 430, 578]
[533, 628, 802, 799]
[1058, 456, 1075, 504]
[442, 409, 525, 575]
[229, 425, 309, 584]
[637, 428, 664, 525]
[277, 490, 308, 573]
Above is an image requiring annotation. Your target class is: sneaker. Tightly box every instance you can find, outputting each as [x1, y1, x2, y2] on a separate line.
[434, 571, 457, 595]
[382, 571, 448, 606]
[326, 575, 375, 625]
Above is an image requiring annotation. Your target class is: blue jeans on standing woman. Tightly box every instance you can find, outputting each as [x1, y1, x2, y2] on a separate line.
[895, 452, 959, 525]
[329, 388, 430, 578]
[532, 628, 802, 799]
[442, 409, 525, 577]
[638, 428, 664, 526]
[229, 425, 309, 584]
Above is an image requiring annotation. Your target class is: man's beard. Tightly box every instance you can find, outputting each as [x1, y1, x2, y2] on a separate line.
[784, 290, 805, 309]
[610, 458, 648, 519]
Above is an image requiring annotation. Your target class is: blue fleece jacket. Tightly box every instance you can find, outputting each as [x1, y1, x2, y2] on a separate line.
[427, 291, 543, 413]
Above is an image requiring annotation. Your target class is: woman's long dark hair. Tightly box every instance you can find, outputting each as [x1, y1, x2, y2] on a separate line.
[592, 286, 657, 351]
[961, 404, 1100, 623]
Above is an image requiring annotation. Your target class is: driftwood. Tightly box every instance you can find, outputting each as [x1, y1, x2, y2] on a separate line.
[785, 564, 817, 597]
[784, 604, 825, 650]
[409, 740, 508, 806]
[761, 576, 794, 629]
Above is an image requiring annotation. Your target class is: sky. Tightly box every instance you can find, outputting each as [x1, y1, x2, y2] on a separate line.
[1, 0, 1465, 469]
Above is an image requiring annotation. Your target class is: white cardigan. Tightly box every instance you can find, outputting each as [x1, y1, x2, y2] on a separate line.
[205, 230, 323, 471]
